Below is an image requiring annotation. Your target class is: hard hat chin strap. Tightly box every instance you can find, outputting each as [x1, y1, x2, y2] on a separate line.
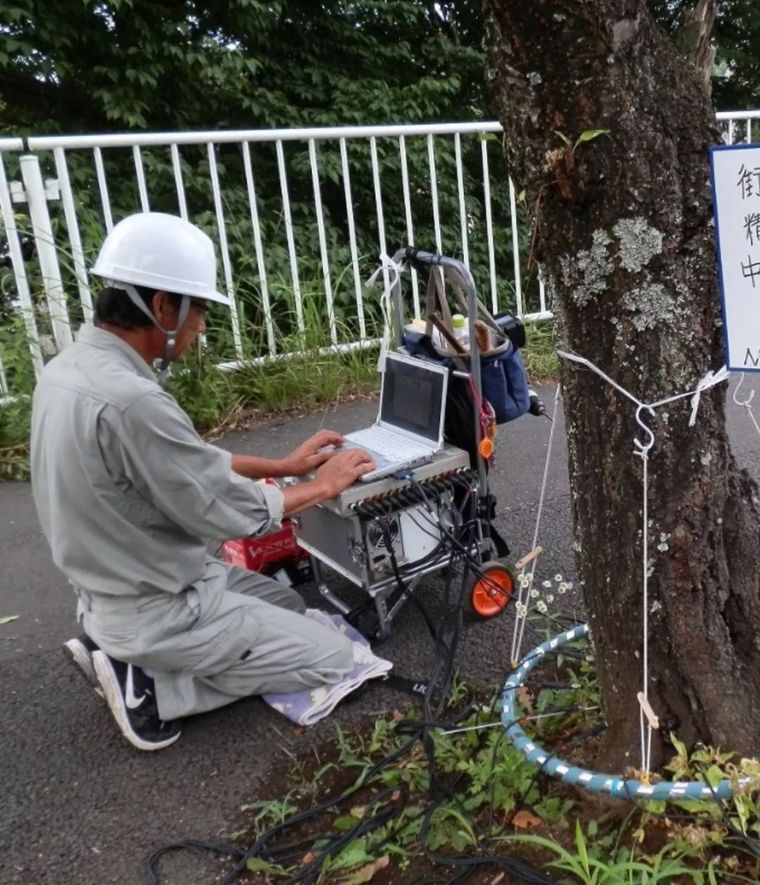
[158, 295, 191, 385]
[112, 282, 191, 387]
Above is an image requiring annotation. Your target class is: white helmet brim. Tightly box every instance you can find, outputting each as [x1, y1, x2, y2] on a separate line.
[92, 213, 231, 307]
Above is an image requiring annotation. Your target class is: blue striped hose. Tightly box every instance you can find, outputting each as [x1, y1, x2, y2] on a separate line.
[501, 623, 745, 801]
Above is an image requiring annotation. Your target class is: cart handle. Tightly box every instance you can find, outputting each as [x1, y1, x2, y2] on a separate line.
[390, 245, 489, 511]
[398, 247, 477, 299]
[402, 246, 446, 266]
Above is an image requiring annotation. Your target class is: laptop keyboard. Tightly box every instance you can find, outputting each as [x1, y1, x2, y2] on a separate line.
[346, 427, 430, 459]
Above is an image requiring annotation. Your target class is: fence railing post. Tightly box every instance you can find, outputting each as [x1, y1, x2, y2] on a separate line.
[0, 150, 44, 378]
[0, 351, 8, 396]
[19, 155, 73, 352]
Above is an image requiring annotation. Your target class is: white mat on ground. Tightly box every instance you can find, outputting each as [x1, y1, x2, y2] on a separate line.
[262, 609, 393, 726]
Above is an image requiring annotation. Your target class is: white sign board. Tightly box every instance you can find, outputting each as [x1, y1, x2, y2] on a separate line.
[710, 144, 760, 371]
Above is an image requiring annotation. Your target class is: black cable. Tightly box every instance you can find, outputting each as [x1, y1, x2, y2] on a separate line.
[418, 852, 560, 885]
[146, 840, 244, 885]
[218, 741, 420, 884]
[416, 511, 481, 813]
[227, 567, 497, 882]
[379, 481, 476, 572]
[413, 717, 560, 885]
[427, 524, 511, 607]
[379, 517, 440, 641]
[344, 482, 477, 634]
[281, 788, 405, 884]
[358, 476, 478, 642]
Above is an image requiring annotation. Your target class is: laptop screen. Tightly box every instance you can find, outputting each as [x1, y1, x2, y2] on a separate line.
[379, 355, 446, 443]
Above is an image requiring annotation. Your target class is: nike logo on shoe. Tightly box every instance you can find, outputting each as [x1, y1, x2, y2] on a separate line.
[125, 664, 148, 710]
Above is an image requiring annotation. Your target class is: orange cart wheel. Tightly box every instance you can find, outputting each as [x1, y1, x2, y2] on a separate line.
[470, 561, 515, 618]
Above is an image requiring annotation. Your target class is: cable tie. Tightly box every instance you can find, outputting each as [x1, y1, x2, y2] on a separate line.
[689, 365, 729, 426]
[365, 251, 404, 289]
[514, 546, 543, 572]
[636, 692, 660, 729]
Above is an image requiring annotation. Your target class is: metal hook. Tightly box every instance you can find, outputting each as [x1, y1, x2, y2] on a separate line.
[732, 372, 755, 408]
[633, 404, 656, 456]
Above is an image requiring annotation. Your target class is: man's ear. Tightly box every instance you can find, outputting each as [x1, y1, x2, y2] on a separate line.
[151, 291, 173, 325]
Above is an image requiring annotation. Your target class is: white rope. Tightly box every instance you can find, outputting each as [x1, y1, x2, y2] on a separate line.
[439, 705, 600, 736]
[632, 402, 657, 776]
[366, 251, 404, 291]
[510, 384, 562, 667]
[637, 444, 652, 775]
[686, 367, 730, 426]
[557, 351, 729, 415]
[366, 252, 405, 371]
[557, 349, 729, 779]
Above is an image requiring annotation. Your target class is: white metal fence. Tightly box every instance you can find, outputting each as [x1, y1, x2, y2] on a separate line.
[0, 112, 757, 396]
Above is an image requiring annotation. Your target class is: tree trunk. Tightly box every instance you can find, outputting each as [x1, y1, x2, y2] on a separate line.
[484, 0, 760, 770]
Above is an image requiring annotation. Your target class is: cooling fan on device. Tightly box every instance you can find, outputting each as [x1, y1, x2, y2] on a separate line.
[365, 515, 401, 549]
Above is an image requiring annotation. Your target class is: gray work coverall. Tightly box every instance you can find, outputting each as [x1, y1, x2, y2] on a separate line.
[30, 325, 352, 720]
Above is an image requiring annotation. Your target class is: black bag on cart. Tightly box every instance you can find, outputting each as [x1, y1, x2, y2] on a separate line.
[401, 272, 526, 559]
[404, 275, 530, 441]
[409, 271, 531, 424]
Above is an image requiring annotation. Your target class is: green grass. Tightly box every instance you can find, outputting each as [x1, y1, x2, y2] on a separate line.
[522, 318, 559, 381]
[168, 343, 381, 437]
[0, 402, 32, 480]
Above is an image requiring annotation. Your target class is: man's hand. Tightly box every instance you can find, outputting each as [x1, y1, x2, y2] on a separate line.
[313, 448, 376, 497]
[280, 447, 376, 516]
[230, 428, 365, 483]
[282, 429, 345, 476]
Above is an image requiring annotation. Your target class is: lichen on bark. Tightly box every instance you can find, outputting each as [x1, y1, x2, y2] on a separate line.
[612, 217, 664, 272]
[559, 229, 613, 307]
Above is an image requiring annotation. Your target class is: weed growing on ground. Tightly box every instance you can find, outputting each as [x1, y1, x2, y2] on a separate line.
[223, 641, 760, 884]
[227, 684, 578, 882]
[507, 820, 712, 884]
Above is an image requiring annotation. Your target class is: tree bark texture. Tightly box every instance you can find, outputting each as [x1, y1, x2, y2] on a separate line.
[484, 0, 760, 770]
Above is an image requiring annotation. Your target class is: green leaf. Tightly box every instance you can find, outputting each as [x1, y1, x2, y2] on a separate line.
[574, 819, 590, 874]
[329, 838, 371, 871]
[575, 128, 611, 144]
[245, 856, 286, 876]
[704, 764, 726, 787]
[670, 733, 688, 759]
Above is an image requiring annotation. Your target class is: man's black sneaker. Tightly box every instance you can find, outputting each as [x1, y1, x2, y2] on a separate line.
[63, 634, 103, 696]
[92, 651, 181, 751]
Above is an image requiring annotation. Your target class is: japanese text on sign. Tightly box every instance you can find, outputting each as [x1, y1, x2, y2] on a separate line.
[710, 144, 760, 370]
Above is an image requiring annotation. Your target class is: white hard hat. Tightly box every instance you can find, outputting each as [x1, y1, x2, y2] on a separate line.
[92, 212, 230, 306]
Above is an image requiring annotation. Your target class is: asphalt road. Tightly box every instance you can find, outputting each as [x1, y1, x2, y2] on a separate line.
[3, 377, 760, 885]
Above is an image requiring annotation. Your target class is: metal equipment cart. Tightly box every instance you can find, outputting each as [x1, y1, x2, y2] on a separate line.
[291, 247, 516, 639]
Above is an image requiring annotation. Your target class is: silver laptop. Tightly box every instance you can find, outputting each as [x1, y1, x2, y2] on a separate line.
[343, 352, 449, 482]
